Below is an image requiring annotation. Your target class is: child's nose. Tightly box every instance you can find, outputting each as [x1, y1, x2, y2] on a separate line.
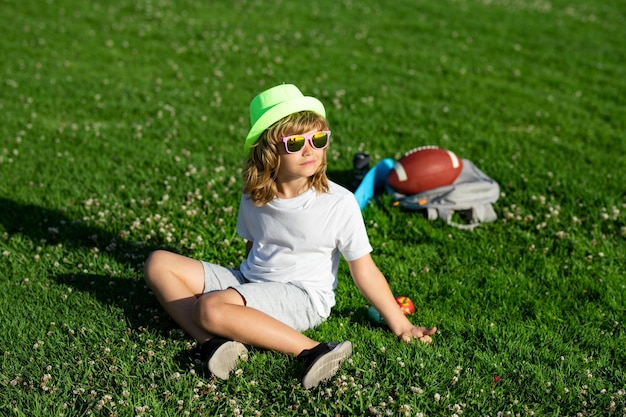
[302, 139, 313, 154]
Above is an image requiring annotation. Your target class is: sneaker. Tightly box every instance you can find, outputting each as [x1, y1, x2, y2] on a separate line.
[192, 337, 248, 380]
[298, 341, 352, 389]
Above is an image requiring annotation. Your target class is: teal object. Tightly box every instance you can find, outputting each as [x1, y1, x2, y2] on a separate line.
[367, 306, 386, 325]
[354, 158, 395, 210]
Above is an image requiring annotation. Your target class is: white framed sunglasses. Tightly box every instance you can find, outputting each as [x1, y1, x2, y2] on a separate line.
[280, 130, 331, 154]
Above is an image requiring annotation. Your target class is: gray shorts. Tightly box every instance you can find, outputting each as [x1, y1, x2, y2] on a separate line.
[201, 261, 324, 332]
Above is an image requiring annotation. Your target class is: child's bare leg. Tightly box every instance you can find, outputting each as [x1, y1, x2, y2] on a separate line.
[143, 250, 213, 342]
[194, 290, 353, 388]
[193, 289, 318, 356]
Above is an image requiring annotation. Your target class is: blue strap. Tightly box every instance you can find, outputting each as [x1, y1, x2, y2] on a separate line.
[353, 158, 395, 210]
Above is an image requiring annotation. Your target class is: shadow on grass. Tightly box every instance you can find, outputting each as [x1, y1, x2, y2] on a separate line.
[0, 196, 208, 365]
[52, 271, 202, 370]
[54, 272, 175, 330]
[0, 197, 176, 331]
[327, 168, 358, 191]
[0, 196, 158, 267]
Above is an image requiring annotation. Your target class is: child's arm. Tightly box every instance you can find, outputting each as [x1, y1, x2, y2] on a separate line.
[348, 253, 437, 343]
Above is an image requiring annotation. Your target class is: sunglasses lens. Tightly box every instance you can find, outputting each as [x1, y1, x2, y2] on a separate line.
[286, 136, 305, 153]
[311, 132, 329, 149]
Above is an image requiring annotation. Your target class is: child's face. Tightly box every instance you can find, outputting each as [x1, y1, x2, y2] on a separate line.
[275, 129, 328, 183]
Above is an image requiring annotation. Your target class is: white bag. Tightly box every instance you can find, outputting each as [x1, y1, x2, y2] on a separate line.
[390, 159, 500, 229]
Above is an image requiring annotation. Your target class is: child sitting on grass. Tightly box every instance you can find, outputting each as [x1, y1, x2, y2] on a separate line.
[144, 83, 436, 389]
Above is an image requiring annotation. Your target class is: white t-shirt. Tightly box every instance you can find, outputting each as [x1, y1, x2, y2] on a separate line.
[236, 181, 373, 318]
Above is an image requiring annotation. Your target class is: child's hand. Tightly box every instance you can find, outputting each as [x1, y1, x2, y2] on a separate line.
[399, 326, 437, 344]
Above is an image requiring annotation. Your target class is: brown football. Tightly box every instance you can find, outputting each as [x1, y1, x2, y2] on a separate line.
[387, 146, 463, 195]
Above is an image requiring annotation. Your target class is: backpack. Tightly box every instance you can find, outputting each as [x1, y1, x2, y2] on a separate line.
[388, 159, 500, 229]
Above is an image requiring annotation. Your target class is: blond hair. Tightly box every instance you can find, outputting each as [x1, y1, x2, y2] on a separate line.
[243, 111, 329, 206]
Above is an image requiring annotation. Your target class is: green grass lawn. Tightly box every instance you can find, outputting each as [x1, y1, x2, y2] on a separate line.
[1, 0, 625, 415]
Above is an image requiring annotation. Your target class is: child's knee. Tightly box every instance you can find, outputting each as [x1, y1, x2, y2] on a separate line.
[143, 250, 169, 284]
[192, 294, 219, 328]
[192, 292, 236, 330]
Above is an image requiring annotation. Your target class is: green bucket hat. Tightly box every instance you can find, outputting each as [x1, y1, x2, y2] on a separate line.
[244, 84, 326, 154]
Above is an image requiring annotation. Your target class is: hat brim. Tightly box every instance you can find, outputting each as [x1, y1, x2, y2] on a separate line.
[244, 96, 326, 154]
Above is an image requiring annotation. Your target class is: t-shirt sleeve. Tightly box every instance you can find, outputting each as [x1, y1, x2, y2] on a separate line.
[335, 193, 373, 261]
[236, 194, 253, 241]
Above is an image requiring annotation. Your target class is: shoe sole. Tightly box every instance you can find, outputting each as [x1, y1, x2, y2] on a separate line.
[207, 341, 248, 380]
[302, 341, 352, 389]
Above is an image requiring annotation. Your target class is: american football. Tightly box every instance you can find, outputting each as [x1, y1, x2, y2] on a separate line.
[386, 146, 463, 195]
